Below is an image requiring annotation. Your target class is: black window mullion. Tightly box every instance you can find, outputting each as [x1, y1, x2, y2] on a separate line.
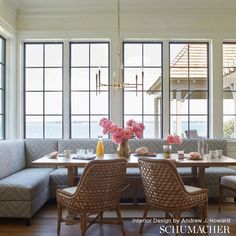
[88, 43, 91, 138]
[1, 36, 5, 140]
[187, 44, 190, 137]
[141, 43, 144, 125]
[43, 43, 46, 138]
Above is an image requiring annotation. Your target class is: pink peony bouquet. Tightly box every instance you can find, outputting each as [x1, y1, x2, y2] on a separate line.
[99, 118, 145, 144]
[166, 134, 182, 145]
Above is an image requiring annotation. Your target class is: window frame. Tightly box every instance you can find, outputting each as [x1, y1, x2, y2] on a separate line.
[222, 42, 236, 139]
[169, 41, 210, 138]
[23, 42, 64, 138]
[122, 41, 163, 138]
[69, 41, 110, 138]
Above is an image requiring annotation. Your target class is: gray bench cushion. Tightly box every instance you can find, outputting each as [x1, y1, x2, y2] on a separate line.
[129, 139, 165, 153]
[0, 168, 54, 201]
[50, 168, 84, 186]
[0, 140, 25, 180]
[205, 167, 236, 185]
[177, 139, 227, 155]
[25, 139, 58, 167]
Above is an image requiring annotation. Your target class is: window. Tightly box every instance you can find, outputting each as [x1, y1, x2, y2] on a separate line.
[123, 42, 163, 138]
[169, 42, 209, 138]
[223, 43, 236, 138]
[24, 43, 63, 138]
[0, 36, 5, 140]
[70, 42, 110, 138]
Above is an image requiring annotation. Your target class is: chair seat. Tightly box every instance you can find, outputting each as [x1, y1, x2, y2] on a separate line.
[62, 186, 77, 195]
[185, 185, 202, 193]
[221, 175, 236, 189]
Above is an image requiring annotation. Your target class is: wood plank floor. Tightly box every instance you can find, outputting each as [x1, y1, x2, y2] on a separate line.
[1, 201, 236, 236]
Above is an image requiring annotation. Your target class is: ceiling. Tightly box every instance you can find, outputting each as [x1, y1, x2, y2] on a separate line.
[4, 0, 236, 12]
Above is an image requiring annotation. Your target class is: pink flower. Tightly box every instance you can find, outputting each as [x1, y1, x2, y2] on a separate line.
[132, 122, 140, 132]
[124, 127, 133, 140]
[99, 117, 145, 143]
[167, 135, 175, 144]
[109, 124, 118, 134]
[126, 119, 136, 127]
[99, 117, 108, 126]
[174, 135, 182, 145]
[112, 127, 125, 144]
[132, 123, 144, 138]
[139, 123, 145, 130]
[166, 134, 183, 145]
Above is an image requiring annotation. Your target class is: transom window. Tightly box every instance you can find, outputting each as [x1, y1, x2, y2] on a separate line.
[123, 42, 163, 138]
[0, 35, 5, 140]
[24, 42, 63, 138]
[70, 42, 110, 138]
[223, 43, 236, 138]
[169, 42, 209, 138]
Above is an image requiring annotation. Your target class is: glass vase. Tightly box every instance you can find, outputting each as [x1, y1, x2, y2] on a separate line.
[163, 144, 172, 158]
[117, 139, 130, 158]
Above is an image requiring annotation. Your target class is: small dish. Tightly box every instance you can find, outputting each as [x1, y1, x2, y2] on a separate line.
[188, 156, 203, 161]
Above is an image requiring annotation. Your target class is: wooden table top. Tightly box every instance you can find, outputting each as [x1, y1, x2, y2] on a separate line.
[32, 153, 236, 168]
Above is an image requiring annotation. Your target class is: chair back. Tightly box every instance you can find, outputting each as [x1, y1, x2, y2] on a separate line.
[138, 158, 189, 210]
[75, 158, 127, 212]
[185, 129, 198, 138]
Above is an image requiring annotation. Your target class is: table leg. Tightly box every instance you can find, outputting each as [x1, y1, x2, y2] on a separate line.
[191, 167, 197, 176]
[198, 167, 206, 188]
[67, 166, 77, 187]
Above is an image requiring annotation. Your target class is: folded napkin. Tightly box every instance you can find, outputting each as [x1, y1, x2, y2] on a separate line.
[47, 151, 58, 159]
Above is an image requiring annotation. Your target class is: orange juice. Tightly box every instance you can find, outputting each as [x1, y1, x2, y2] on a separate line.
[96, 136, 104, 157]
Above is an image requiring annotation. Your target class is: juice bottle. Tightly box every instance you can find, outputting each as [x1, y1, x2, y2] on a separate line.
[96, 136, 104, 158]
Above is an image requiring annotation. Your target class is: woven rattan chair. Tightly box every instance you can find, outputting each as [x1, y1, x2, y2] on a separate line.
[138, 158, 208, 233]
[56, 158, 127, 236]
[218, 175, 236, 212]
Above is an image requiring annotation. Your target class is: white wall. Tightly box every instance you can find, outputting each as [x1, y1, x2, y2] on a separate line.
[1, 3, 235, 157]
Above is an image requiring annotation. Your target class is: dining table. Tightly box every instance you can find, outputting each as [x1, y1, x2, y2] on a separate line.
[32, 153, 236, 189]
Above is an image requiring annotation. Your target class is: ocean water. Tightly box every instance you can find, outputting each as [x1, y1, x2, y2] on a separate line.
[25, 121, 207, 138]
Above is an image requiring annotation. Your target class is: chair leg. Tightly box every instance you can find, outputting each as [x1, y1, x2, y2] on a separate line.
[115, 207, 126, 236]
[25, 218, 31, 226]
[81, 215, 87, 236]
[218, 184, 223, 213]
[203, 202, 208, 221]
[100, 211, 103, 225]
[173, 212, 181, 236]
[80, 215, 84, 230]
[139, 205, 149, 234]
[57, 202, 62, 234]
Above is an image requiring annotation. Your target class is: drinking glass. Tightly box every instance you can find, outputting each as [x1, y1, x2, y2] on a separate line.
[64, 150, 71, 159]
[77, 148, 85, 157]
[87, 149, 94, 156]
[177, 150, 184, 160]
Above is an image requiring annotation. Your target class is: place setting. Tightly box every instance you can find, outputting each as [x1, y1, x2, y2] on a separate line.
[72, 148, 96, 160]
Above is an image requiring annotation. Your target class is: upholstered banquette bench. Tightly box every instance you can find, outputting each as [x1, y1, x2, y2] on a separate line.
[0, 138, 236, 224]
